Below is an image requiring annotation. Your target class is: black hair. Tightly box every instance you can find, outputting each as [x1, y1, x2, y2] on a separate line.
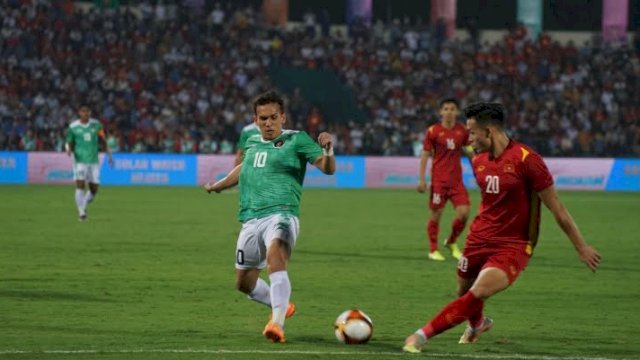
[439, 98, 459, 109]
[463, 102, 505, 128]
[253, 90, 285, 114]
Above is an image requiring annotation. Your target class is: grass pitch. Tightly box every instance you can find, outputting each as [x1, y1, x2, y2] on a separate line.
[0, 186, 639, 359]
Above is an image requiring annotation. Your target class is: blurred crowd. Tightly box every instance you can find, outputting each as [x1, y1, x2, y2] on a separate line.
[1, 0, 639, 157]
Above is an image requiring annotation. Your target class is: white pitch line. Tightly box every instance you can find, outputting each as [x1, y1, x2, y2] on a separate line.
[0, 349, 627, 360]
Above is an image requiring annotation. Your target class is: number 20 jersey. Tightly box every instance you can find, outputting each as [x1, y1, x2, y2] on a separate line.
[468, 140, 554, 254]
[238, 130, 323, 222]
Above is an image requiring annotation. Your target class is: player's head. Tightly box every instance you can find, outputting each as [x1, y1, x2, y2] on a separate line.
[464, 102, 505, 153]
[78, 105, 91, 122]
[439, 98, 460, 123]
[253, 90, 287, 140]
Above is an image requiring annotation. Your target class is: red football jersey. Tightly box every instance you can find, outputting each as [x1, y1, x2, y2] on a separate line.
[468, 140, 554, 253]
[422, 123, 468, 186]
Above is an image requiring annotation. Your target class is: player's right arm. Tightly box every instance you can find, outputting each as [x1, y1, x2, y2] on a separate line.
[204, 164, 242, 193]
[417, 149, 431, 193]
[64, 127, 74, 157]
[538, 185, 601, 272]
[417, 127, 433, 193]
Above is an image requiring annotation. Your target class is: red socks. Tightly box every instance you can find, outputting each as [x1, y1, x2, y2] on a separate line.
[427, 220, 439, 252]
[421, 291, 484, 339]
[446, 218, 466, 245]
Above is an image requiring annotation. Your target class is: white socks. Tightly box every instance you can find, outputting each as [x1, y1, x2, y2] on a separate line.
[75, 189, 96, 216]
[84, 191, 95, 205]
[247, 278, 271, 307]
[75, 189, 86, 216]
[269, 271, 291, 326]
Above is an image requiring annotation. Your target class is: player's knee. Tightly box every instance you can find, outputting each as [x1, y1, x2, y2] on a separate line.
[469, 284, 496, 300]
[456, 209, 470, 222]
[235, 279, 253, 294]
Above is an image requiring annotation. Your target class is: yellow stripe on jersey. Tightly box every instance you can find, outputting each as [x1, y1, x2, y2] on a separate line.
[526, 190, 541, 255]
[520, 147, 530, 162]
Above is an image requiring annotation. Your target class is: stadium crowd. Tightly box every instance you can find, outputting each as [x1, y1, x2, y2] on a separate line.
[1, 0, 638, 157]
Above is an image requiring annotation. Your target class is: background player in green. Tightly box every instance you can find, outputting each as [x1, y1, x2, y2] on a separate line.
[65, 105, 113, 221]
[204, 91, 335, 343]
[235, 122, 260, 166]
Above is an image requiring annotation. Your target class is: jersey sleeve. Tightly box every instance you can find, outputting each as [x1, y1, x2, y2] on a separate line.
[422, 127, 434, 152]
[296, 131, 323, 164]
[524, 151, 554, 192]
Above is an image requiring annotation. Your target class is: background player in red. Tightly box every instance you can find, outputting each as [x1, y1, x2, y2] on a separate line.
[418, 98, 474, 261]
[404, 102, 601, 353]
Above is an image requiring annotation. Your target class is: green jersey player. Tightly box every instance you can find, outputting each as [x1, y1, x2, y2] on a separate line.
[235, 122, 260, 166]
[204, 91, 335, 343]
[65, 105, 113, 221]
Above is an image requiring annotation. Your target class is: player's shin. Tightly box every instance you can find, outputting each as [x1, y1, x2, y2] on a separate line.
[75, 189, 86, 215]
[427, 220, 439, 251]
[447, 218, 466, 244]
[268, 271, 291, 326]
[84, 191, 95, 205]
[421, 291, 484, 338]
[248, 277, 271, 307]
[468, 301, 484, 328]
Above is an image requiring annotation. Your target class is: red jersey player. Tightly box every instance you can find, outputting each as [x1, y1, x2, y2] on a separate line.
[403, 102, 601, 353]
[418, 98, 474, 261]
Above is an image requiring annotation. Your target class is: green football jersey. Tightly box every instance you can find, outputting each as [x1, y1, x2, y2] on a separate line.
[238, 130, 323, 222]
[236, 123, 260, 154]
[65, 119, 103, 164]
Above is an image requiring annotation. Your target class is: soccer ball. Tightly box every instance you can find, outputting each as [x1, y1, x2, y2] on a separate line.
[334, 309, 373, 344]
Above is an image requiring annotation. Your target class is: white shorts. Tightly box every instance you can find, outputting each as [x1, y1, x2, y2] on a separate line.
[235, 214, 300, 270]
[73, 163, 100, 184]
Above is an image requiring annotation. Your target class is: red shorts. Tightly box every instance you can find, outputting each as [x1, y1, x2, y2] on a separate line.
[456, 244, 531, 284]
[429, 182, 470, 210]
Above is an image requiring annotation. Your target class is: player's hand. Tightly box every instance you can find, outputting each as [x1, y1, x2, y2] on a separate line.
[204, 182, 220, 194]
[317, 132, 333, 150]
[577, 245, 601, 272]
[417, 181, 427, 193]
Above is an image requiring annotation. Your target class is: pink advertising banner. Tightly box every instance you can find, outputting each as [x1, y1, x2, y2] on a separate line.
[27, 152, 102, 184]
[196, 155, 235, 185]
[544, 158, 614, 190]
[365, 157, 614, 190]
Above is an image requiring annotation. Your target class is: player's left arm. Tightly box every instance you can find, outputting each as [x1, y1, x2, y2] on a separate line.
[98, 127, 114, 167]
[313, 132, 336, 175]
[538, 186, 601, 272]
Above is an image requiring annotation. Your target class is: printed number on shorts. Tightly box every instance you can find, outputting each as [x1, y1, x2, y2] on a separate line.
[253, 151, 267, 168]
[485, 175, 499, 194]
[83, 133, 92, 142]
[236, 250, 245, 265]
[457, 256, 468, 272]
[432, 193, 441, 204]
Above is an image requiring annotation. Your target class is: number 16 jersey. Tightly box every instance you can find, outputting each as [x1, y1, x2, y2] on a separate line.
[238, 130, 323, 222]
[468, 140, 554, 254]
